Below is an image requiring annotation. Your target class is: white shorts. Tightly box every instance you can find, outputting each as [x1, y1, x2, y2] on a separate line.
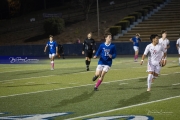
[133, 46, 139, 52]
[49, 53, 56, 58]
[96, 65, 110, 72]
[147, 62, 161, 74]
[178, 48, 180, 54]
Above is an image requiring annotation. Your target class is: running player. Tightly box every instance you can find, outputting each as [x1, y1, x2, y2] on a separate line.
[44, 35, 58, 70]
[159, 30, 170, 66]
[92, 32, 116, 91]
[82, 32, 96, 71]
[176, 34, 180, 65]
[130, 33, 141, 62]
[140, 34, 166, 91]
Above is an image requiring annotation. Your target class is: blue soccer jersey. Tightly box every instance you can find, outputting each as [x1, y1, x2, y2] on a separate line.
[132, 37, 141, 47]
[95, 43, 116, 67]
[46, 41, 58, 54]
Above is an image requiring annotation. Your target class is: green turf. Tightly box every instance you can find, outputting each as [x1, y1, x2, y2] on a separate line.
[0, 57, 180, 120]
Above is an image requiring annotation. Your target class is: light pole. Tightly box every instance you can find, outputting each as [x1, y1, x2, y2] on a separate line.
[97, 0, 100, 38]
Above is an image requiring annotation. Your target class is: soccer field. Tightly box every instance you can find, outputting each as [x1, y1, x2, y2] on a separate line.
[0, 56, 180, 120]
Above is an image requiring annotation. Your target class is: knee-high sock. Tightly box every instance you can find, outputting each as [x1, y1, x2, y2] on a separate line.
[85, 60, 88, 66]
[136, 55, 138, 59]
[95, 79, 102, 88]
[51, 61, 54, 68]
[147, 74, 153, 89]
[88, 61, 91, 65]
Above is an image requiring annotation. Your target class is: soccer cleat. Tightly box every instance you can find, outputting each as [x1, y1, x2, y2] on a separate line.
[147, 88, 151, 92]
[92, 76, 98, 81]
[51, 68, 54, 70]
[94, 87, 98, 91]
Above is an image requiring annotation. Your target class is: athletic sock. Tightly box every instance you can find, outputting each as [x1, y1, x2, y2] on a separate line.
[51, 61, 54, 69]
[147, 74, 153, 89]
[136, 55, 138, 60]
[134, 55, 136, 60]
[88, 61, 91, 65]
[179, 58, 180, 63]
[95, 79, 102, 88]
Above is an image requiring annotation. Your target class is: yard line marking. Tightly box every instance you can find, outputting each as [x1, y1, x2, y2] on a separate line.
[0, 77, 147, 98]
[0, 75, 56, 83]
[172, 83, 180, 86]
[66, 95, 180, 120]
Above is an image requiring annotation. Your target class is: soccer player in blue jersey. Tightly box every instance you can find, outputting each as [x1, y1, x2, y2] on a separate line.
[92, 32, 116, 91]
[44, 35, 58, 70]
[130, 33, 141, 62]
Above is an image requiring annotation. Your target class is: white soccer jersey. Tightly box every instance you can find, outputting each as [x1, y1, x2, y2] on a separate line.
[144, 43, 166, 66]
[159, 38, 170, 52]
[177, 38, 180, 54]
[177, 38, 180, 47]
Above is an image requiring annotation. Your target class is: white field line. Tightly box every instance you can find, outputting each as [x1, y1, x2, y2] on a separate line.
[0, 67, 146, 83]
[0, 72, 179, 98]
[119, 83, 128, 85]
[0, 76, 147, 98]
[172, 83, 180, 86]
[0, 75, 56, 83]
[66, 95, 180, 120]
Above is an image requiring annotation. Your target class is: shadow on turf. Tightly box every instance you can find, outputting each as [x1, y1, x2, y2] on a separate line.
[52, 91, 94, 108]
[115, 91, 151, 108]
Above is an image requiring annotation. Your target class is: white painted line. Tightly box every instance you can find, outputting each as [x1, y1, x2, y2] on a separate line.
[172, 83, 180, 86]
[0, 77, 147, 98]
[69, 83, 78, 84]
[0, 72, 178, 98]
[175, 72, 180, 74]
[66, 95, 180, 120]
[119, 83, 128, 85]
[0, 75, 56, 83]
[1, 82, 14, 84]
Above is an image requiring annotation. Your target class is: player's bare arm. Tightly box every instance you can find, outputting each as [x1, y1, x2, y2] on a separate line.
[166, 44, 170, 49]
[108, 54, 112, 58]
[82, 51, 84, 54]
[129, 38, 133, 42]
[93, 56, 97, 59]
[140, 54, 146, 65]
[176, 44, 179, 50]
[44, 45, 48, 52]
[56, 47, 58, 56]
[93, 50, 95, 53]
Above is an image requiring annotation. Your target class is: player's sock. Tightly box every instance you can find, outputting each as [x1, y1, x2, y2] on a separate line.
[88, 61, 91, 65]
[134, 55, 136, 60]
[179, 58, 180, 64]
[147, 74, 153, 89]
[51, 61, 54, 69]
[136, 55, 138, 60]
[95, 79, 102, 88]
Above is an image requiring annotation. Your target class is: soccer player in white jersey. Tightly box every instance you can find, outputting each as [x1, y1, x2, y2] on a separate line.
[159, 30, 170, 66]
[44, 35, 58, 70]
[176, 35, 180, 65]
[141, 34, 167, 91]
